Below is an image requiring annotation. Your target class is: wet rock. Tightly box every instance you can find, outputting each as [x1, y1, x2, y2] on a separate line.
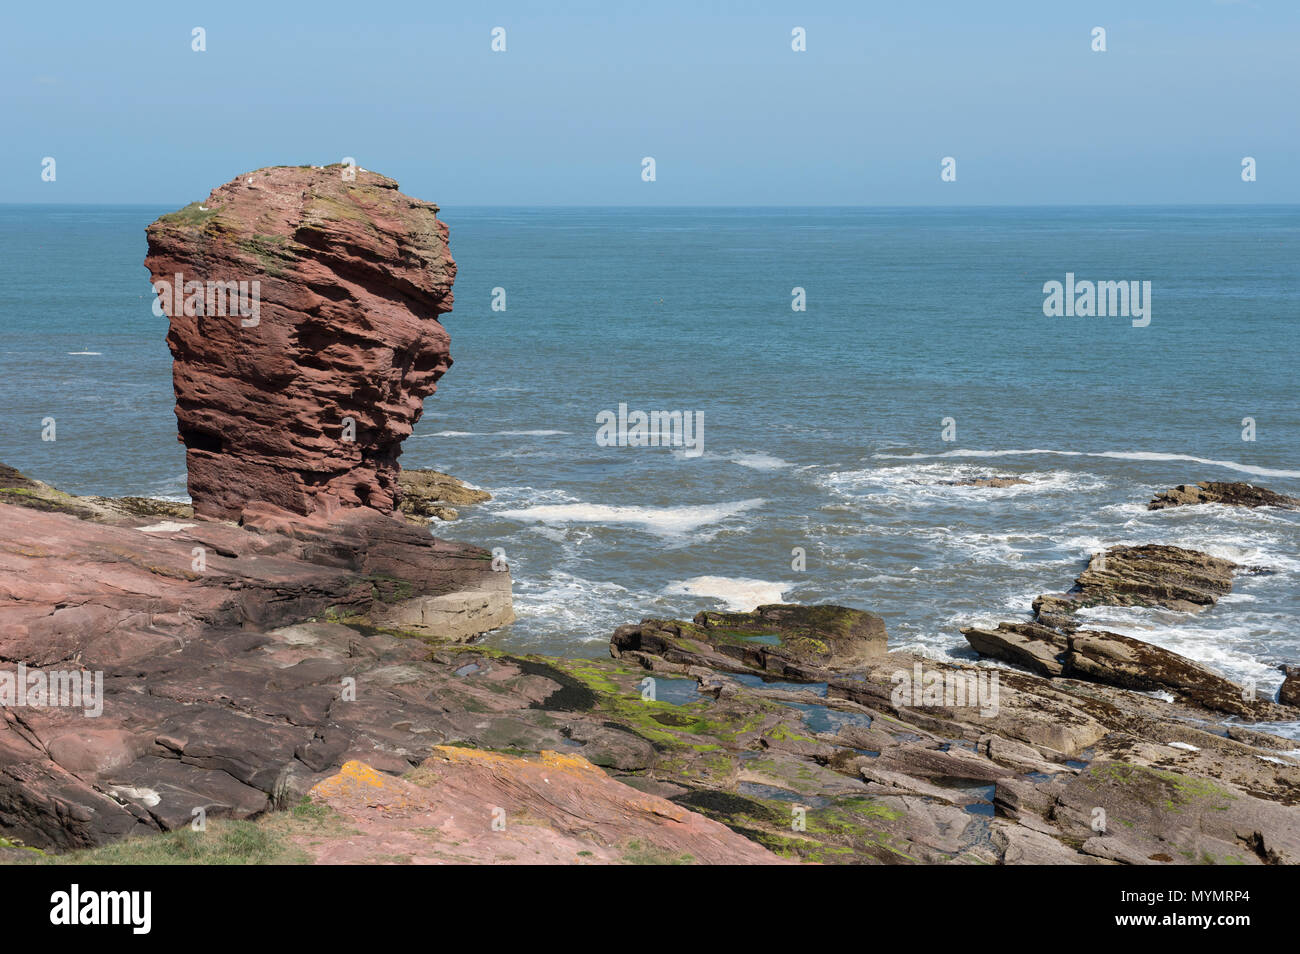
[612, 604, 886, 678]
[943, 476, 1029, 488]
[1148, 481, 1300, 511]
[1033, 544, 1237, 620]
[961, 622, 1275, 717]
[1280, 666, 1300, 707]
[1065, 629, 1252, 716]
[397, 469, 491, 523]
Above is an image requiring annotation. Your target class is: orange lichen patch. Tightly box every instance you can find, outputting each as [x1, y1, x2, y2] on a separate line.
[538, 749, 607, 777]
[427, 745, 692, 823]
[432, 745, 603, 779]
[309, 760, 390, 799]
[297, 747, 786, 864]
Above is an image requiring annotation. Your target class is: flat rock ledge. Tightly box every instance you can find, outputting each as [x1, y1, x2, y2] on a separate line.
[964, 543, 1294, 716]
[610, 604, 1300, 865]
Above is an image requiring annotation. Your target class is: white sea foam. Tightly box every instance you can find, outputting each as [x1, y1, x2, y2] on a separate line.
[671, 449, 793, 470]
[508, 572, 638, 645]
[664, 576, 788, 611]
[1072, 608, 1292, 688]
[822, 463, 1106, 505]
[497, 498, 766, 536]
[872, 448, 1300, 480]
[729, 453, 792, 471]
[429, 429, 568, 437]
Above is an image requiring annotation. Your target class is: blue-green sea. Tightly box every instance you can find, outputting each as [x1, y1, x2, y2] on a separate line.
[1, 204, 1297, 717]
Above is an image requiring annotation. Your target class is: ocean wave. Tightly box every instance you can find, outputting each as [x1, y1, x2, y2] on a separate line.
[507, 572, 639, 645]
[1072, 607, 1293, 691]
[429, 429, 569, 437]
[729, 453, 792, 471]
[496, 498, 766, 536]
[670, 449, 793, 470]
[821, 463, 1107, 505]
[872, 448, 1300, 480]
[664, 575, 788, 611]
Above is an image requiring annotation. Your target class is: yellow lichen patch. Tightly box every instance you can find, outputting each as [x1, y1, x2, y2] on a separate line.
[310, 760, 388, 799]
[538, 750, 606, 777]
[430, 745, 606, 780]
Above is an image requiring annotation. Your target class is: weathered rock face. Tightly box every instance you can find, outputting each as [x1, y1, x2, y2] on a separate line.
[1149, 481, 1300, 511]
[1032, 544, 1238, 626]
[306, 753, 786, 865]
[961, 622, 1283, 717]
[144, 165, 456, 521]
[0, 478, 515, 849]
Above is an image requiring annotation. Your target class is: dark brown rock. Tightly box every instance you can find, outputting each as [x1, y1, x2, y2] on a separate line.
[944, 476, 1029, 488]
[1149, 481, 1300, 511]
[960, 622, 1068, 677]
[1033, 544, 1238, 620]
[1281, 666, 1300, 707]
[612, 603, 887, 680]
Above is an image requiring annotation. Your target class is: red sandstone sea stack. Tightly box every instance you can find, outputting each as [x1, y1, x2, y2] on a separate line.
[144, 165, 456, 521]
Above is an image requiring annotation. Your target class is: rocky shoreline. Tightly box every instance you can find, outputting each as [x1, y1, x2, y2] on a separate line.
[2, 463, 1297, 864]
[2, 167, 1296, 865]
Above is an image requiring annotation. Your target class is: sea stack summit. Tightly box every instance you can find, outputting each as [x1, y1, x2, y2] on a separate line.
[144, 165, 457, 520]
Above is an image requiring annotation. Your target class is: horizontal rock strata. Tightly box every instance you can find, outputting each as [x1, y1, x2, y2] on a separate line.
[0, 468, 513, 850]
[1032, 544, 1239, 627]
[144, 166, 457, 521]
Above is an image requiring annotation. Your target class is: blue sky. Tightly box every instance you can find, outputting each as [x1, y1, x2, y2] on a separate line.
[1, 0, 1296, 205]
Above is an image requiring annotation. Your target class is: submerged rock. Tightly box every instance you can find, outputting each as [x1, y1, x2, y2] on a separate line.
[1148, 481, 1300, 511]
[943, 476, 1030, 488]
[144, 166, 457, 521]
